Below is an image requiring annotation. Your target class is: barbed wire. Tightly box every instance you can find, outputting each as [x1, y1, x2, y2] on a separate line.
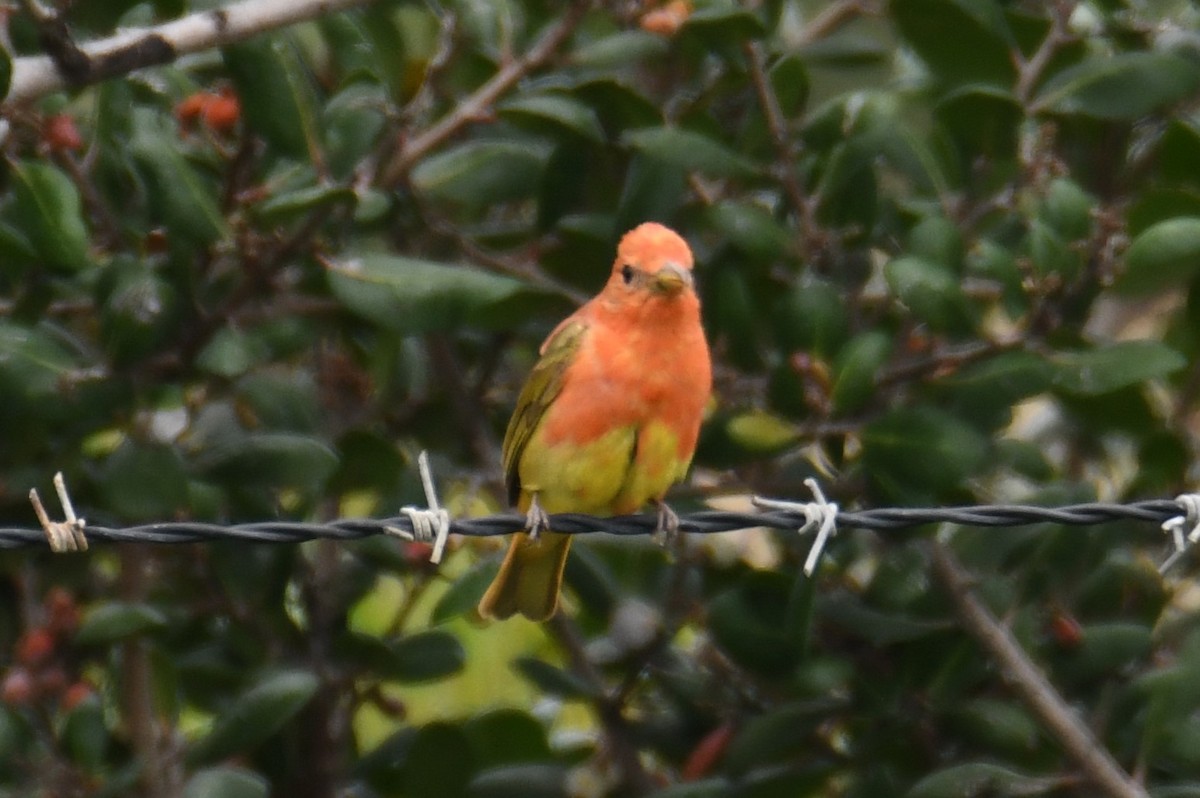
[10, 465, 1199, 573]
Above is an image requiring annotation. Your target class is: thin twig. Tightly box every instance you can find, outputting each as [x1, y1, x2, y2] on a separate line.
[796, 0, 879, 46]
[378, 0, 592, 187]
[1015, 1, 1074, 106]
[742, 40, 814, 257]
[929, 539, 1149, 798]
[546, 614, 657, 796]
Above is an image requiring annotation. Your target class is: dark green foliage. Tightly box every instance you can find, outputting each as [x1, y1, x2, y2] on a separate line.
[0, 1, 1196, 796]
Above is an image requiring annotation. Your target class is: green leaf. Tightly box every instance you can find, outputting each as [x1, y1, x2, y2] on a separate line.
[205, 432, 339, 490]
[0, 321, 80, 399]
[196, 327, 268, 379]
[327, 253, 525, 334]
[250, 184, 357, 225]
[570, 30, 668, 69]
[467, 764, 568, 798]
[709, 573, 801, 677]
[97, 441, 189, 522]
[1040, 177, 1095, 241]
[726, 411, 800, 453]
[223, 36, 321, 159]
[411, 140, 551, 209]
[387, 631, 465, 683]
[1119, 217, 1200, 294]
[723, 701, 830, 773]
[682, 6, 766, 41]
[863, 407, 990, 498]
[648, 780, 730, 798]
[1051, 341, 1185, 395]
[9, 160, 90, 272]
[953, 698, 1040, 755]
[707, 201, 792, 261]
[623, 126, 759, 178]
[1027, 220, 1080, 281]
[404, 723, 475, 798]
[937, 351, 1053, 429]
[463, 709, 553, 768]
[768, 53, 809, 115]
[130, 109, 228, 245]
[885, 256, 974, 332]
[498, 94, 605, 142]
[819, 592, 952, 645]
[907, 215, 963, 271]
[189, 670, 319, 764]
[63, 697, 108, 769]
[774, 277, 850, 356]
[99, 269, 180, 365]
[76, 602, 168, 645]
[431, 561, 499, 623]
[1061, 622, 1153, 682]
[1036, 52, 1200, 120]
[935, 85, 1020, 158]
[184, 767, 269, 798]
[513, 657, 599, 700]
[891, 0, 1016, 87]
[906, 762, 1059, 798]
[831, 331, 892, 413]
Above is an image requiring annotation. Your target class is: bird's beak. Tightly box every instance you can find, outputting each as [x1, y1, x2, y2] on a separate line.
[653, 262, 693, 295]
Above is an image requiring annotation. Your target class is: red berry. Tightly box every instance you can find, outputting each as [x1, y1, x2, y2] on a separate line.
[16, 628, 54, 667]
[62, 681, 93, 711]
[44, 114, 83, 152]
[45, 588, 79, 636]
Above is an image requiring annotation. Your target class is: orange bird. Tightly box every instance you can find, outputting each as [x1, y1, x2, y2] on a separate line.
[478, 222, 712, 621]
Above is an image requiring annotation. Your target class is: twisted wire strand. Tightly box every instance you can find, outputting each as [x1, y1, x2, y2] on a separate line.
[0, 499, 1186, 551]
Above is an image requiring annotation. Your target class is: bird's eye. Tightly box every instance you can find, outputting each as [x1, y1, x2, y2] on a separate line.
[621, 265, 634, 284]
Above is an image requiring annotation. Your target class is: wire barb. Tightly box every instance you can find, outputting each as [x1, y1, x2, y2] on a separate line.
[1159, 493, 1200, 574]
[389, 451, 451, 564]
[28, 472, 88, 553]
[754, 478, 840, 576]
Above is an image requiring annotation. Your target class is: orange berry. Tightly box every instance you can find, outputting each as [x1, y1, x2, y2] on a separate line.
[44, 114, 83, 152]
[62, 681, 93, 711]
[202, 94, 241, 134]
[16, 628, 54, 667]
[641, 0, 691, 36]
[175, 93, 207, 126]
[1049, 610, 1084, 649]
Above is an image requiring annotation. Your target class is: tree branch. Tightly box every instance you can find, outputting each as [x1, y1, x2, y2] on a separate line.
[377, 0, 592, 187]
[929, 540, 1149, 798]
[5, 0, 377, 107]
[546, 614, 657, 796]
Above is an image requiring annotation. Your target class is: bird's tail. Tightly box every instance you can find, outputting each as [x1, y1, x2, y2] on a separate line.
[477, 531, 571, 621]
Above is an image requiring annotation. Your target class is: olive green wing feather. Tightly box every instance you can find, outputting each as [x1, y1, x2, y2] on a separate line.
[502, 319, 588, 505]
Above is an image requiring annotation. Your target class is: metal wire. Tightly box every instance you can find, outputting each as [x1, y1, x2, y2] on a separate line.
[0, 499, 1185, 551]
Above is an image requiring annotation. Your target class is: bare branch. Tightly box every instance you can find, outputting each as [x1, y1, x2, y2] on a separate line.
[929, 540, 1149, 798]
[5, 0, 377, 107]
[378, 1, 592, 187]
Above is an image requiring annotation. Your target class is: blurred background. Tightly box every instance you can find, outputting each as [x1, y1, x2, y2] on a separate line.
[0, 0, 1198, 795]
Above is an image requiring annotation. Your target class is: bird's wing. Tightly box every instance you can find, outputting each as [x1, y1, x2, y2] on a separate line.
[501, 318, 589, 506]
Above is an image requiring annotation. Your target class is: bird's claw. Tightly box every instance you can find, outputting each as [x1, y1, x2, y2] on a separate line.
[652, 500, 680, 547]
[525, 496, 551, 542]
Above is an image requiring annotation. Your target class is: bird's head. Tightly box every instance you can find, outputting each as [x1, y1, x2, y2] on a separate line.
[604, 222, 696, 303]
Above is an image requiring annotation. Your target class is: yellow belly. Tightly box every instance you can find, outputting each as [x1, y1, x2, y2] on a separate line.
[517, 420, 686, 514]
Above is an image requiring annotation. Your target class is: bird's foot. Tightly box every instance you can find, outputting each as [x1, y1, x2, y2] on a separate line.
[525, 495, 551, 542]
[652, 499, 680, 547]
